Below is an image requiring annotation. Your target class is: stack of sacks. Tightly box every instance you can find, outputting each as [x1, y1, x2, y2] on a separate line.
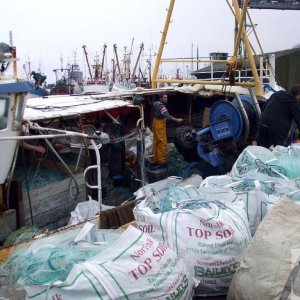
[134, 184, 251, 297]
[133, 145, 300, 296]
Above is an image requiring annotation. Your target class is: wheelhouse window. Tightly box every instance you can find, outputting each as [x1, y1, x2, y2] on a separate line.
[0, 97, 9, 130]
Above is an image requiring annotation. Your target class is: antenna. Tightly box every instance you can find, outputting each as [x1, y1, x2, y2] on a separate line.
[59, 54, 64, 70]
[9, 31, 17, 78]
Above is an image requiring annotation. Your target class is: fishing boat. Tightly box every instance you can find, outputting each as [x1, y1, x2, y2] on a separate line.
[0, 37, 181, 245]
[112, 41, 150, 90]
[0, 41, 34, 242]
[1, 2, 299, 299]
[0, 0, 283, 243]
[0, 0, 289, 244]
[82, 44, 111, 94]
[50, 55, 83, 95]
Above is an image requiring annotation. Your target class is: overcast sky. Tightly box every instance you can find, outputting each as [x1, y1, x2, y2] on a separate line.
[1, 0, 300, 83]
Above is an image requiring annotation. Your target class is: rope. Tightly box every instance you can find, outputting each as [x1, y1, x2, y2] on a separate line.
[254, 158, 287, 177]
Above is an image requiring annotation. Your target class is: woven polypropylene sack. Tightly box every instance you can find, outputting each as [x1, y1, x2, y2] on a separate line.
[24, 226, 196, 300]
[228, 197, 300, 300]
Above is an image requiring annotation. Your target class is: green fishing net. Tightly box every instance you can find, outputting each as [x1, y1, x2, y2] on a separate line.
[272, 145, 300, 179]
[1, 228, 122, 286]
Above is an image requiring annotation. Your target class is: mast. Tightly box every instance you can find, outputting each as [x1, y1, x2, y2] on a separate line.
[23, 55, 32, 81]
[113, 44, 121, 75]
[152, 0, 263, 96]
[132, 43, 144, 78]
[127, 37, 134, 79]
[151, 0, 175, 88]
[93, 53, 100, 81]
[111, 58, 116, 83]
[123, 46, 128, 79]
[100, 44, 107, 79]
[82, 45, 93, 79]
[9, 31, 17, 79]
[232, 0, 261, 95]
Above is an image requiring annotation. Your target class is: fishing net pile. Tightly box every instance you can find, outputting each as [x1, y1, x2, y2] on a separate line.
[3, 226, 43, 246]
[1, 228, 121, 286]
[166, 146, 205, 179]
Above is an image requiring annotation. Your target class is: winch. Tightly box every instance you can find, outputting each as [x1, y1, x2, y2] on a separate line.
[174, 93, 261, 173]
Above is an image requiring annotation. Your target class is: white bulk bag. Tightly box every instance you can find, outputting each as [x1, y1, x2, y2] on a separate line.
[201, 173, 299, 236]
[272, 144, 300, 180]
[228, 197, 300, 300]
[24, 226, 196, 300]
[134, 187, 251, 297]
[231, 145, 288, 179]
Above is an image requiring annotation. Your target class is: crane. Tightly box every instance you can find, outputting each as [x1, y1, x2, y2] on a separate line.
[82, 45, 93, 80]
[100, 44, 107, 79]
[113, 44, 121, 76]
[132, 43, 144, 78]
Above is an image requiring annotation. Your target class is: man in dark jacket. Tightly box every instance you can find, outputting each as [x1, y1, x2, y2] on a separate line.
[257, 84, 300, 148]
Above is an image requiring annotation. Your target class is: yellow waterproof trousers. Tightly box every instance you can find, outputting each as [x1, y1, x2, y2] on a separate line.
[152, 117, 167, 164]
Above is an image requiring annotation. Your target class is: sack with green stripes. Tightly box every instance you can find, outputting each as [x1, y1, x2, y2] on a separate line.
[200, 173, 298, 236]
[24, 226, 196, 300]
[133, 186, 251, 296]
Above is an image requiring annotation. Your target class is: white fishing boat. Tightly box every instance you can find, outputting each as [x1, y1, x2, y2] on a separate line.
[1, 2, 300, 300]
[82, 44, 111, 94]
[0, 36, 183, 246]
[0, 0, 289, 244]
[0, 40, 34, 241]
[0, 39, 133, 243]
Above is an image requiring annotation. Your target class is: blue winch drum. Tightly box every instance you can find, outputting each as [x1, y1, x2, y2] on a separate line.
[209, 96, 258, 141]
[231, 95, 259, 139]
[209, 100, 243, 141]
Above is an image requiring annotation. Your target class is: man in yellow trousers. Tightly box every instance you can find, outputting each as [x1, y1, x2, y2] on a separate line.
[152, 93, 183, 166]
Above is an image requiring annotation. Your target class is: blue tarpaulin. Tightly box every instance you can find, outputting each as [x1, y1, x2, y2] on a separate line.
[0, 81, 33, 93]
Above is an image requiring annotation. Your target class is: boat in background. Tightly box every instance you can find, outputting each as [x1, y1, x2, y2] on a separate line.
[111, 41, 152, 91]
[82, 44, 110, 94]
[50, 53, 83, 95]
[83, 78, 110, 94]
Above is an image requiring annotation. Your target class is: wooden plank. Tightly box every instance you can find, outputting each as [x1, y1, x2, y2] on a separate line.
[22, 172, 87, 229]
[24, 190, 86, 228]
[10, 180, 24, 228]
[23, 184, 86, 216]
[0, 210, 17, 243]
[23, 174, 85, 203]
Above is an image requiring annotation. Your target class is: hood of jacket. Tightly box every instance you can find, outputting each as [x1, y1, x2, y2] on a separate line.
[272, 90, 296, 103]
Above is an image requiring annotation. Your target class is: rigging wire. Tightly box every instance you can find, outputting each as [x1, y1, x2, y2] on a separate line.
[43, 139, 80, 200]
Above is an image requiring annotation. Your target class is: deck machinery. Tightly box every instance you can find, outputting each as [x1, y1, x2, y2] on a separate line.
[174, 93, 261, 174]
